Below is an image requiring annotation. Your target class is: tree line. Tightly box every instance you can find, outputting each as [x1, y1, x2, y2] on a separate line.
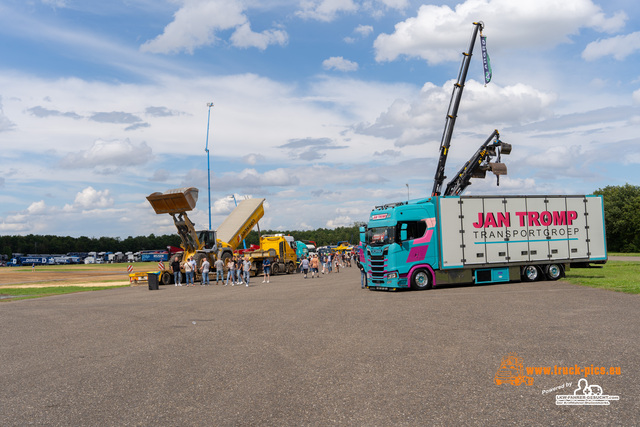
[0, 225, 363, 259]
[1, 184, 638, 257]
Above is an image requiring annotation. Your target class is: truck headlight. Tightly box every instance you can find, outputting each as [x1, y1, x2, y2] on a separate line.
[387, 272, 398, 279]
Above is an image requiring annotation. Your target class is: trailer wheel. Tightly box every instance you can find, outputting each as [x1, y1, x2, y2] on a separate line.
[545, 264, 563, 281]
[522, 265, 539, 282]
[161, 271, 172, 285]
[411, 268, 433, 290]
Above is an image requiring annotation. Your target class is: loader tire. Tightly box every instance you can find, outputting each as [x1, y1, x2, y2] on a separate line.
[161, 271, 172, 285]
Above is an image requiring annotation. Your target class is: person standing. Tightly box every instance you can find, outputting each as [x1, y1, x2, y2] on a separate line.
[190, 257, 197, 281]
[226, 257, 235, 286]
[214, 257, 224, 285]
[242, 257, 251, 286]
[310, 255, 319, 278]
[262, 257, 271, 283]
[200, 257, 210, 285]
[300, 256, 310, 279]
[183, 257, 194, 286]
[327, 253, 332, 274]
[171, 256, 182, 286]
[235, 256, 243, 285]
[321, 254, 327, 274]
[357, 257, 367, 289]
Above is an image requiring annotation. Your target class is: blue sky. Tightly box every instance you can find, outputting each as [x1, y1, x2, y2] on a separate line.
[1, 0, 639, 239]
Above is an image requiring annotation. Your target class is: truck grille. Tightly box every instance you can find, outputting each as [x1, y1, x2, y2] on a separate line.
[368, 247, 388, 284]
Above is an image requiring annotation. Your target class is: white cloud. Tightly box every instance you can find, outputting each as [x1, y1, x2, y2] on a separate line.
[633, 89, 640, 105]
[297, 0, 358, 22]
[27, 200, 47, 215]
[582, 31, 640, 61]
[0, 96, 16, 132]
[354, 24, 374, 38]
[216, 168, 300, 189]
[356, 79, 556, 146]
[326, 215, 353, 228]
[243, 154, 263, 165]
[322, 56, 359, 72]
[230, 22, 288, 50]
[141, 0, 287, 54]
[59, 139, 153, 169]
[73, 187, 114, 210]
[41, 0, 68, 8]
[374, 0, 627, 63]
[526, 145, 585, 168]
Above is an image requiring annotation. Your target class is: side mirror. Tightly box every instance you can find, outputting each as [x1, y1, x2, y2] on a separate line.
[359, 226, 366, 243]
[400, 223, 408, 241]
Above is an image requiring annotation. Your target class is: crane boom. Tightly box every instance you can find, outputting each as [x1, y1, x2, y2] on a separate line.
[431, 21, 484, 197]
[443, 129, 511, 196]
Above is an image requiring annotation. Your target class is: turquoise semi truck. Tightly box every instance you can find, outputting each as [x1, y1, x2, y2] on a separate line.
[359, 195, 607, 291]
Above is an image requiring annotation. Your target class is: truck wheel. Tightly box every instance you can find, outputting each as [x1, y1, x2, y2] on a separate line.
[545, 264, 563, 281]
[411, 268, 432, 290]
[287, 262, 295, 274]
[161, 271, 172, 285]
[272, 263, 280, 275]
[522, 265, 539, 282]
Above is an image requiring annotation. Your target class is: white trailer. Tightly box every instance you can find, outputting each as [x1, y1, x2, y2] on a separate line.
[438, 195, 607, 266]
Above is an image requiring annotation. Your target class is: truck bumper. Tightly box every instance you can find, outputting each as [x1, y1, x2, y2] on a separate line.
[367, 273, 409, 290]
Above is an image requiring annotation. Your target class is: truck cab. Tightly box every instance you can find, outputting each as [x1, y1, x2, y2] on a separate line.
[362, 199, 439, 290]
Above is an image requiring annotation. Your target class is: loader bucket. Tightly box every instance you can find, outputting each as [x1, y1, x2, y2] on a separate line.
[489, 162, 507, 176]
[499, 142, 512, 155]
[146, 187, 199, 214]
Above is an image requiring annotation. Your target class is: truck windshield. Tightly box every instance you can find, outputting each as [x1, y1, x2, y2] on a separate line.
[366, 226, 395, 246]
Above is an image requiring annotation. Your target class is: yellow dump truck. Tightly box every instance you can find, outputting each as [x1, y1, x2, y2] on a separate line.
[246, 234, 298, 276]
[146, 187, 264, 285]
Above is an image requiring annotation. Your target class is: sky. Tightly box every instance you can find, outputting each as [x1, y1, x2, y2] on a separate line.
[1, 0, 639, 240]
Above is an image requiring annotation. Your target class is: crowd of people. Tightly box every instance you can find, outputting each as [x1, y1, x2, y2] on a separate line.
[168, 250, 363, 288]
[297, 251, 353, 278]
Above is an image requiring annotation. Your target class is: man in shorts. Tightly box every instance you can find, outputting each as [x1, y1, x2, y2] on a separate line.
[300, 256, 310, 279]
[310, 254, 320, 278]
[262, 257, 271, 283]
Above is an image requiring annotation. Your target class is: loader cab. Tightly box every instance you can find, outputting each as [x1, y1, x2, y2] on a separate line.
[197, 230, 217, 250]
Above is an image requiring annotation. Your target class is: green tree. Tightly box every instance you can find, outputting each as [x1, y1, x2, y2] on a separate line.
[594, 184, 640, 252]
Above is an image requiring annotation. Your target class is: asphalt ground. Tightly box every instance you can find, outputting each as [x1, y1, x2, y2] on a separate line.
[1, 266, 638, 426]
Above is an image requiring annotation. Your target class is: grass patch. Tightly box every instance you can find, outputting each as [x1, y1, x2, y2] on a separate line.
[0, 285, 129, 301]
[608, 252, 640, 257]
[564, 261, 640, 294]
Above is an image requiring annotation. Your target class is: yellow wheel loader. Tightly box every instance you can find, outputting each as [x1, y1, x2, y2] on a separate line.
[146, 187, 264, 285]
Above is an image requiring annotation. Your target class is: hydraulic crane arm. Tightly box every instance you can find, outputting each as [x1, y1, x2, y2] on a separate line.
[431, 21, 484, 197]
[443, 129, 512, 196]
